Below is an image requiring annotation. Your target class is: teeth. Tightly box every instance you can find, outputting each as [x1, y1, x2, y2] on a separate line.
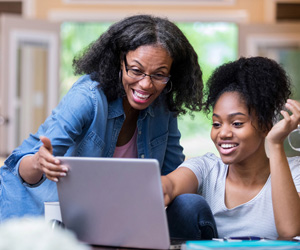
[134, 90, 150, 100]
[221, 144, 237, 149]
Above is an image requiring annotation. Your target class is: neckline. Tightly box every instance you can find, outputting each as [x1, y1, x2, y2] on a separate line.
[222, 165, 271, 210]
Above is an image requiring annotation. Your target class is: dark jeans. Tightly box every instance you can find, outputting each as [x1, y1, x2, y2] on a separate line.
[166, 193, 218, 240]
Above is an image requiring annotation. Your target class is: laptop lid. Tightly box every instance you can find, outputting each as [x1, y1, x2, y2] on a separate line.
[56, 157, 171, 250]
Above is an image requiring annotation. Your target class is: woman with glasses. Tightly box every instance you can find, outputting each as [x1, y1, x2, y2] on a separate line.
[1, 14, 210, 228]
[162, 56, 300, 239]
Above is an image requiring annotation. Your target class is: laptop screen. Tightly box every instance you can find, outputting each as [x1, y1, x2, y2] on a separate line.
[56, 157, 171, 250]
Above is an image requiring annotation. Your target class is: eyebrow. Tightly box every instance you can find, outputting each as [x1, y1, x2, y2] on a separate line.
[212, 112, 247, 118]
[130, 59, 169, 71]
[131, 59, 143, 68]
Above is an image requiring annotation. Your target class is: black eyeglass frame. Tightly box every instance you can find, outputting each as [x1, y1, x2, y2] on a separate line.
[123, 56, 171, 85]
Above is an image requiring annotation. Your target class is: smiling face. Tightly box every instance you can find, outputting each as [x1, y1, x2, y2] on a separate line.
[121, 45, 173, 110]
[211, 91, 267, 166]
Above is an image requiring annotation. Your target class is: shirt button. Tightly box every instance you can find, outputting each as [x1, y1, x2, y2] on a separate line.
[141, 154, 145, 158]
[138, 131, 141, 135]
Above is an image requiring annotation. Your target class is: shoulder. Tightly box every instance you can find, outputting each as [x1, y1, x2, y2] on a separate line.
[179, 153, 226, 189]
[183, 152, 223, 166]
[179, 152, 225, 174]
[287, 156, 300, 192]
[69, 74, 101, 93]
[288, 156, 300, 166]
[48, 74, 110, 128]
[61, 74, 107, 107]
[288, 156, 300, 176]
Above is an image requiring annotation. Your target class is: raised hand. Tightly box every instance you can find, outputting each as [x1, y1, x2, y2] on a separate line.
[267, 99, 300, 145]
[34, 136, 68, 182]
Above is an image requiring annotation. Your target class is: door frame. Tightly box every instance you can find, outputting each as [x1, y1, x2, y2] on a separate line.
[0, 14, 60, 156]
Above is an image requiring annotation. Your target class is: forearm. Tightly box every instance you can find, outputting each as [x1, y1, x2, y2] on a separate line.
[162, 167, 198, 206]
[161, 175, 175, 206]
[269, 143, 300, 237]
[19, 154, 43, 185]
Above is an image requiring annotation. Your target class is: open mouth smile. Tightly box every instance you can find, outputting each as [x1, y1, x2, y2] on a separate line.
[218, 143, 239, 155]
[132, 89, 153, 104]
[220, 143, 238, 149]
[133, 90, 151, 100]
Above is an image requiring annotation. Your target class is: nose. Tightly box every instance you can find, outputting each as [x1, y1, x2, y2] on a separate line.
[138, 75, 153, 90]
[219, 125, 233, 139]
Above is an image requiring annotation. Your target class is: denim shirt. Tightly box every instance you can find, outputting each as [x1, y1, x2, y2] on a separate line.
[0, 74, 184, 222]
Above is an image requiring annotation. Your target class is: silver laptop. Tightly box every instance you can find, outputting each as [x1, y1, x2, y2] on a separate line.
[56, 156, 174, 250]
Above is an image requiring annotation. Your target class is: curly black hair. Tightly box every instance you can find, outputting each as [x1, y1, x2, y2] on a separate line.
[73, 14, 203, 116]
[203, 56, 292, 131]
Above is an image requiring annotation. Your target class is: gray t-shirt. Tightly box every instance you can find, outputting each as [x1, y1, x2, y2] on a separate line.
[179, 153, 300, 239]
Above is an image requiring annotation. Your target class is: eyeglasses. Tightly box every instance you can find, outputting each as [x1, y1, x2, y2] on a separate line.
[123, 56, 171, 85]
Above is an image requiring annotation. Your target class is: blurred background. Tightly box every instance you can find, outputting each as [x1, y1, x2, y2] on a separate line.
[0, 0, 299, 164]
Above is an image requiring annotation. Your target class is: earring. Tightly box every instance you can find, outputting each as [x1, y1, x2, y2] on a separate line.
[165, 80, 172, 94]
[119, 70, 122, 83]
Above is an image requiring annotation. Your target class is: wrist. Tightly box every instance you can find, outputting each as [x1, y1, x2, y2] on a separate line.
[32, 153, 43, 174]
[267, 141, 285, 155]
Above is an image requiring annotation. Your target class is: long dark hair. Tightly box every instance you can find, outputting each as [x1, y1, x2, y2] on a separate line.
[73, 14, 203, 116]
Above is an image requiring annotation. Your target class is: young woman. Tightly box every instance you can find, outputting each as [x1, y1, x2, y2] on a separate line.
[163, 56, 300, 239]
[0, 15, 204, 222]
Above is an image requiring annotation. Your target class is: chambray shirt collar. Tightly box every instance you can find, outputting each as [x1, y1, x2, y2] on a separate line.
[140, 105, 154, 119]
[107, 97, 155, 119]
[107, 98, 124, 118]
